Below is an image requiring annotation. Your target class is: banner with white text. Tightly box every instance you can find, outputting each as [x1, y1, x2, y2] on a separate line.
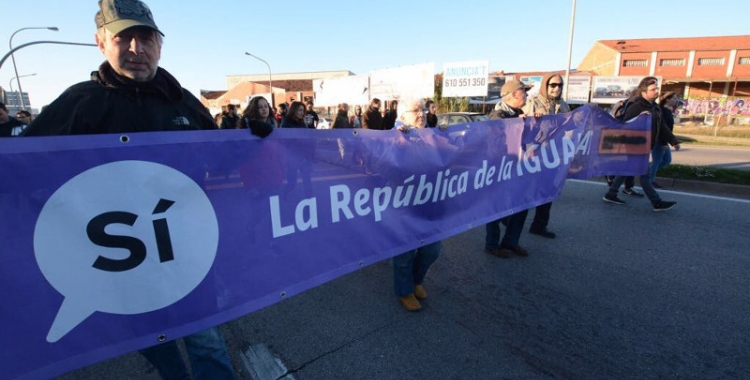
[0, 105, 651, 380]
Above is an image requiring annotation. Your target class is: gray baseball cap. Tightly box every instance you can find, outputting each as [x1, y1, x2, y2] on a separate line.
[95, 0, 164, 36]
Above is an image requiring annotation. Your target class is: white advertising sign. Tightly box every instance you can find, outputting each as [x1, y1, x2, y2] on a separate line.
[565, 75, 591, 104]
[591, 76, 661, 104]
[369, 63, 435, 101]
[313, 75, 370, 107]
[520, 76, 543, 98]
[442, 60, 490, 97]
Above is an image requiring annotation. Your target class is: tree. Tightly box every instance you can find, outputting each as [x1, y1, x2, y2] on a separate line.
[433, 73, 469, 113]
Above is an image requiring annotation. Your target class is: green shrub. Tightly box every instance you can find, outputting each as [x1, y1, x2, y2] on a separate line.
[657, 164, 750, 186]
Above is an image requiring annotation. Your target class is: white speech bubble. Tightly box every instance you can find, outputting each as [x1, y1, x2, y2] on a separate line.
[34, 160, 219, 343]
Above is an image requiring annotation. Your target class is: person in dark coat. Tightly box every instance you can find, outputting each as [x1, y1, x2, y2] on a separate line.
[602, 76, 680, 211]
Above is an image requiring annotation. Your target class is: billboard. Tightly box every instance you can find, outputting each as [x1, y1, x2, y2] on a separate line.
[442, 60, 490, 97]
[591, 76, 662, 104]
[312, 75, 370, 107]
[369, 63, 435, 100]
[565, 75, 591, 104]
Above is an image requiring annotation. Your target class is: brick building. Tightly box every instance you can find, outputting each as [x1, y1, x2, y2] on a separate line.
[577, 35, 750, 98]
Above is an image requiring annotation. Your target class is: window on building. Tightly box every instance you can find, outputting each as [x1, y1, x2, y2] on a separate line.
[697, 57, 725, 66]
[659, 58, 685, 67]
[739, 57, 750, 65]
[623, 59, 648, 67]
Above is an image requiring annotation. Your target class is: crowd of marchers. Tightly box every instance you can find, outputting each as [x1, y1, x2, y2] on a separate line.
[1, 0, 683, 378]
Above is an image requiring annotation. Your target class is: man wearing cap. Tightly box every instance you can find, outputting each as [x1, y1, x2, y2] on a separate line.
[484, 80, 533, 259]
[22, 0, 263, 379]
[520, 73, 572, 239]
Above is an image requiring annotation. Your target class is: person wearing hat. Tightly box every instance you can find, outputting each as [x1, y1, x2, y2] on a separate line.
[21, 0, 275, 378]
[484, 80, 533, 259]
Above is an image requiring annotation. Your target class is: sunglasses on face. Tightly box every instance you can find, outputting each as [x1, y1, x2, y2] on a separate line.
[548, 83, 563, 88]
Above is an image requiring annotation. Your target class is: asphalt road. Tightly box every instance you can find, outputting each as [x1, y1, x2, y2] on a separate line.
[670, 145, 750, 171]
[58, 180, 750, 380]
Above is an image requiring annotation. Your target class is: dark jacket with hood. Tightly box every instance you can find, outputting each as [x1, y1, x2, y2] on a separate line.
[621, 94, 678, 149]
[23, 62, 216, 136]
[522, 73, 571, 116]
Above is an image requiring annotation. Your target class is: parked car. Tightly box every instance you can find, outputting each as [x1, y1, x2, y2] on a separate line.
[437, 112, 489, 128]
[606, 85, 625, 97]
[317, 117, 332, 129]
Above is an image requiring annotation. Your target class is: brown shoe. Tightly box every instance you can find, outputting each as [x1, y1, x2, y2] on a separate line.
[414, 284, 427, 300]
[485, 247, 512, 258]
[399, 294, 422, 311]
[502, 244, 528, 257]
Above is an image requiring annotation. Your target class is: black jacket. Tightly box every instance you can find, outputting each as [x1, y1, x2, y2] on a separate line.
[382, 110, 398, 130]
[622, 95, 678, 148]
[220, 113, 239, 129]
[0, 116, 28, 137]
[23, 62, 216, 136]
[362, 106, 383, 130]
[426, 113, 438, 128]
[332, 110, 351, 129]
[658, 105, 675, 146]
[489, 102, 524, 120]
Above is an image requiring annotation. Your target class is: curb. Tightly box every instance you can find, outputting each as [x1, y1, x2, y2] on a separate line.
[653, 176, 750, 200]
[595, 176, 750, 201]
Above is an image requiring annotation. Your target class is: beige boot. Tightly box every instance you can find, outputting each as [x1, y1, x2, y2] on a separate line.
[414, 284, 427, 300]
[399, 293, 422, 311]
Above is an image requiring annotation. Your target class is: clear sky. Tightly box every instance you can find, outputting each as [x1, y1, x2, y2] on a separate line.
[1, 0, 748, 110]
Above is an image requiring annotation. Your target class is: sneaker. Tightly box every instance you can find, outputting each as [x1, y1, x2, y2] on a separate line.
[605, 175, 614, 187]
[399, 294, 422, 312]
[414, 284, 427, 300]
[622, 188, 645, 197]
[602, 194, 626, 205]
[529, 228, 556, 239]
[653, 201, 676, 212]
[485, 247, 512, 259]
[652, 181, 664, 189]
[501, 244, 528, 257]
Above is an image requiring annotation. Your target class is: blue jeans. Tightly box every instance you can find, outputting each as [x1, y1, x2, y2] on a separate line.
[485, 210, 529, 249]
[393, 241, 441, 297]
[140, 326, 235, 380]
[649, 144, 672, 183]
[606, 173, 661, 206]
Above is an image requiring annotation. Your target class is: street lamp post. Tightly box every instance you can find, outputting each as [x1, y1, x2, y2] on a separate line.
[244, 52, 273, 106]
[9, 26, 59, 110]
[9, 73, 37, 109]
[563, 0, 577, 101]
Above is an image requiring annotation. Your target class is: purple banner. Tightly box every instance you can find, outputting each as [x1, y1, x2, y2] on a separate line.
[0, 105, 648, 379]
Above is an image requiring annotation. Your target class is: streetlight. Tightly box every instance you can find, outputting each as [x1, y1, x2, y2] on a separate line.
[244, 52, 273, 106]
[9, 26, 59, 110]
[9, 73, 37, 109]
[563, 0, 576, 101]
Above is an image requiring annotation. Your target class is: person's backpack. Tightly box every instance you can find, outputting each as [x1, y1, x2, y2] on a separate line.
[610, 99, 630, 121]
